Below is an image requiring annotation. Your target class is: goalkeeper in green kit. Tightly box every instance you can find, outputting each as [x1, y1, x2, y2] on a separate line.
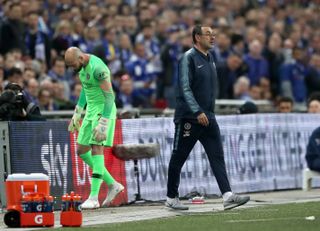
[65, 47, 124, 209]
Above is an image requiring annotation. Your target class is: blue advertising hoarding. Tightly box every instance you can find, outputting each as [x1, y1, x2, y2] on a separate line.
[9, 121, 73, 204]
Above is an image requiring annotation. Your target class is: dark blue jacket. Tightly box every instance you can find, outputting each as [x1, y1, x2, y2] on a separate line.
[306, 126, 320, 172]
[243, 54, 269, 86]
[174, 47, 218, 122]
[280, 62, 308, 103]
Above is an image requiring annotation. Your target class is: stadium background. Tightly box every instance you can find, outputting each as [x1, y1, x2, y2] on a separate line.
[0, 0, 319, 113]
[0, 0, 319, 210]
[1, 113, 320, 208]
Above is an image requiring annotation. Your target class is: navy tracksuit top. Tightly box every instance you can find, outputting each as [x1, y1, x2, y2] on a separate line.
[306, 126, 320, 171]
[174, 47, 218, 122]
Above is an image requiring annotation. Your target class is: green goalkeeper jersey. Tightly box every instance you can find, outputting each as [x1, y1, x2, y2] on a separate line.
[78, 55, 116, 120]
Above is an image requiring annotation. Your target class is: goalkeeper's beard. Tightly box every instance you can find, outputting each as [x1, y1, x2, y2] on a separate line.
[74, 64, 84, 74]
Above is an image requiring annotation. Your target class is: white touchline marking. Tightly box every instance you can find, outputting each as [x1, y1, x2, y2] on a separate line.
[246, 208, 279, 212]
[226, 217, 303, 223]
[186, 212, 240, 216]
[212, 212, 240, 215]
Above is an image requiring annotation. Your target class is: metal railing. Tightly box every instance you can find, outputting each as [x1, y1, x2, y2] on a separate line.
[40, 100, 280, 119]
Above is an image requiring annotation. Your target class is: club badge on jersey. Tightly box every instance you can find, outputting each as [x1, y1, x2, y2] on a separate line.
[183, 122, 191, 137]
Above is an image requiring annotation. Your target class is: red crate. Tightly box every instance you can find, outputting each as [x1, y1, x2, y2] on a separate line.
[60, 211, 82, 227]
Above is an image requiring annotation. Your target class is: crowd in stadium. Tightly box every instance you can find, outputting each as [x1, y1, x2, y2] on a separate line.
[0, 0, 319, 113]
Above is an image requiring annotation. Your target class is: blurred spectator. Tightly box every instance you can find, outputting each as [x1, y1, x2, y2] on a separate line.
[309, 34, 320, 55]
[282, 39, 295, 64]
[7, 49, 25, 71]
[250, 85, 262, 100]
[0, 3, 26, 55]
[244, 26, 257, 44]
[237, 101, 258, 114]
[23, 68, 37, 83]
[3, 53, 16, 72]
[135, 20, 162, 74]
[38, 88, 57, 111]
[244, 39, 269, 86]
[230, 33, 245, 56]
[280, 47, 309, 104]
[0, 66, 4, 93]
[155, 17, 170, 45]
[217, 53, 246, 99]
[85, 26, 101, 54]
[70, 20, 87, 52]
[39, 79, 55, 97]
[48, 57, 71, 99]
[277, 96, 294, 113]
[24, 11, 51, 68]
[307, 92, 320, 114]
[112, 69, 127, 98]
[52, 20, 72, 56]
[93, 26, 119, 73]
[24, 78, 39, 105]
[259, 77, 272, 100]
[52, 81, 74, 110]
[264, 33, 284, 99]
[0, 55, 4, 67]
[305, 54, 320, 98]
[102, 26, 118, 65]
[159, 27, 183, 108]
[210, 32, 231, 63]
[5, 67, 24, 88]
[36, 59, 51, 82]
[117, 33, 133, 72]
[0, 0, 318, 113]
[125, 42, 156, 102]
[233, 76, 251, 101]
[70, 82, 82, 105]
[115, 74, 150, 109]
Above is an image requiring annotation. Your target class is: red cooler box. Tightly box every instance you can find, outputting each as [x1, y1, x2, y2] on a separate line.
[4, 173, 54, 227]
[6, 173, 50, 211]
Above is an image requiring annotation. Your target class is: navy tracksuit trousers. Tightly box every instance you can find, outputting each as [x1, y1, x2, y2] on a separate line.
[167, 118, 231, 198]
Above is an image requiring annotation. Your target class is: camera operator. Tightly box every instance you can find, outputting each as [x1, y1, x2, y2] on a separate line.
[0, 83, 45, 121]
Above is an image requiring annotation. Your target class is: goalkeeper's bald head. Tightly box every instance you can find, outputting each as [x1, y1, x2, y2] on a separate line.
[65, 47, 82, 64]
[64, 47, 86, 73]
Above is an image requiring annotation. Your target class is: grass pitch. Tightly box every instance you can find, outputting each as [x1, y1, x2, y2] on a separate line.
[50, 201, 320, 231]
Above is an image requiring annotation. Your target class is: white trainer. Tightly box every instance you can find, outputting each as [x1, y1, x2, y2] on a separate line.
[102, 182, 124, 207]
[80, 197, 100, 210]
[223, 193, 250, 210]
[165, 197, 189, 210]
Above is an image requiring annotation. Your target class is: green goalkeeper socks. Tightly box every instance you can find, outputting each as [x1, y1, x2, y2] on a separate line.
[80, 151, 115, 185]
[80, 152, 94, 168]
[90, 155, 104, 197]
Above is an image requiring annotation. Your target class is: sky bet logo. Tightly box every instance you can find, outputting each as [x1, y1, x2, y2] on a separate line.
[41, 129, 69, 195]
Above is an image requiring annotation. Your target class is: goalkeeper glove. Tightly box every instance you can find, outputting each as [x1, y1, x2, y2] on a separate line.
[93, 117, 108, 142]
[68, 105, 83, 132]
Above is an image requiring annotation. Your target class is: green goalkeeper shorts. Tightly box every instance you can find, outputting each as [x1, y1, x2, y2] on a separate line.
[77, 116, 116, 147]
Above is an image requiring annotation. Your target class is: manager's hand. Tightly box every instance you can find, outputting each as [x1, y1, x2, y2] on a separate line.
[197, 113, 209, 127]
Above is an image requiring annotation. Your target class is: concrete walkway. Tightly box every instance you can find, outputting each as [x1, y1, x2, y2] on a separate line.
[1, 189, 319, 230]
